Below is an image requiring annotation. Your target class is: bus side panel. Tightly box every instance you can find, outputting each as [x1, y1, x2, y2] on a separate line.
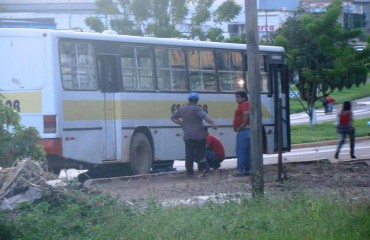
[202, 94, 237, 159]
[61, 93, 106, 164]
[116, 93, 186, 162]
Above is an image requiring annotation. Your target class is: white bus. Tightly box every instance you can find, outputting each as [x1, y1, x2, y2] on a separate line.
[0, 28, 290, 174]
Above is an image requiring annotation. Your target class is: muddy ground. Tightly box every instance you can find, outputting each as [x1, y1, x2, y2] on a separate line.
[85, 159, 370, 206]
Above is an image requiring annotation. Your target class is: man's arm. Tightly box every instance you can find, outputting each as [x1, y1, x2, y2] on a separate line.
[171, 116, 183, 126]
[235, 110, 249, 132]
[242, 110, 250, 127]
[204, 115, 218, 130]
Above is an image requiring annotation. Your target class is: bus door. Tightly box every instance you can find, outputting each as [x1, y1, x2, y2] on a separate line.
[270, 63, 291, 151]
[97, 54, 120, 160]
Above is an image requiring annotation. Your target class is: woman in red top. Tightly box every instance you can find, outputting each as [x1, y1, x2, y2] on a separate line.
[335, 101, 356, 159]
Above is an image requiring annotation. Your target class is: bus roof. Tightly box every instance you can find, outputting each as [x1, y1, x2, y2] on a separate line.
[0, 28, 285, 53]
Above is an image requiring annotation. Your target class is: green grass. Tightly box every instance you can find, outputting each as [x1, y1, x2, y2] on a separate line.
[289, 81, 370, 144]
[291, 117, 370, 144]
[290, 82, 370, 113]
[2, 193, 369, 239]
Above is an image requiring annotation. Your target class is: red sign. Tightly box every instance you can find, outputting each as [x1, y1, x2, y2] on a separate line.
[258, 25, 275, 31]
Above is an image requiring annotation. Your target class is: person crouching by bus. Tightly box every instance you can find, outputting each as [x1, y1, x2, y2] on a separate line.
[171, 92, 218, 177]
[204, 126, 225, 171]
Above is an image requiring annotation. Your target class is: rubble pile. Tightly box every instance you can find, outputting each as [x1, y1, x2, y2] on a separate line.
[0, 158, 57, 210]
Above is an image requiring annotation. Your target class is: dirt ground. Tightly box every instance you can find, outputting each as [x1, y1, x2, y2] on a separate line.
[85, 159, 370, 206]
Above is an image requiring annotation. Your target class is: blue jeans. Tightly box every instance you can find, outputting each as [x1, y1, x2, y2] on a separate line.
[336, 129, 355, 156]
[205, 149, 221, 169]
[235, 128, 251, 174]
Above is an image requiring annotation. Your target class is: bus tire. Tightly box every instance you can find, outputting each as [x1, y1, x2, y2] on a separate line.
[129, 132, 153, 175]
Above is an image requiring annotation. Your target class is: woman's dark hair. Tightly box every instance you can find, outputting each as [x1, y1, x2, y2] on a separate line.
[343, 101, 351, 111]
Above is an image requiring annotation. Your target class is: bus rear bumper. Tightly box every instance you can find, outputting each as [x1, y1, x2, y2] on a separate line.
[40, 138, 62, 156]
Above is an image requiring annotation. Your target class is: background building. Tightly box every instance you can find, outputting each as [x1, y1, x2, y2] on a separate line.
[1, 0, 369, 42]
[228, 0, 370, 42]
[0, 0, 100, 30]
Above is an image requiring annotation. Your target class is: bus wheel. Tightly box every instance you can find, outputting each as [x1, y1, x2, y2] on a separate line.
[129, 132, 153, 175]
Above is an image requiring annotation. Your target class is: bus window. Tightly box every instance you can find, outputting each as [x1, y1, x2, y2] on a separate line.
[188, 50, 216, 92]
[59, 42, 97, 90]
[155, 48, 186, 91]
[217, 51, 245, 92]
[259, 55, 269, 93]
[121, 46, 154, 90]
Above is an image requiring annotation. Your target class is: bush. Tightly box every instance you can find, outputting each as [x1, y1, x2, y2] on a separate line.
[0, 95, 45, 167]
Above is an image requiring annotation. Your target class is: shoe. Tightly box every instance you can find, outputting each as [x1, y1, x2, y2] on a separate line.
[198, 171, 208, 178]
[334, 152, 339, 159]
[350, 154, 356, 159]
[233, 173, 246, 177]
[186, 172, 194, 177]
[233, 171, 248, 177]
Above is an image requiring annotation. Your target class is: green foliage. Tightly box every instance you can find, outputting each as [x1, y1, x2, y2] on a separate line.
[213, 0, 241, 23]
[11, 127, 46, 162]
[86, 0, 241, 41]
[290, 82, 370, 144]
[290, 80, 370, 113]
[84, 16, 105, 33]
[273, 0, 368, 125]
[2, 192, 369, 239]
[224, 34, 246, 44]
[0, 95, 46, 167]
[206, 27, 224, 42]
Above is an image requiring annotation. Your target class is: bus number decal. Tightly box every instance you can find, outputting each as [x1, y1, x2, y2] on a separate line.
[5, 100, 21, 112]
[171, 104, 208, 114]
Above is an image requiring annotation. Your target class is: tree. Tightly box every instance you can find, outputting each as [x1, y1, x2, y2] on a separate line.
[85, 0, 241, 40]
[273, 0, 368, 126]
[189, 0, 241, 41]
[85, 17, 106, 33]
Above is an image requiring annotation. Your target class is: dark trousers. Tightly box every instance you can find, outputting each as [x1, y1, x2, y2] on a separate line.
[336, 129, 355, 156]
[184, 139, 206, 174]
[205, 149, 221, 169]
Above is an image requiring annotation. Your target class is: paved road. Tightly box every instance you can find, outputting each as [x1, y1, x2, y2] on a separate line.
[291, 97, 370, 125]
[174, 96, 370, 172]
[174, 139, 370, 172]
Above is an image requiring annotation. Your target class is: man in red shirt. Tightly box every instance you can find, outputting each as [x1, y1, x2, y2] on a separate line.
[232, 91, 251, 176]
[204, 126, 225, 170]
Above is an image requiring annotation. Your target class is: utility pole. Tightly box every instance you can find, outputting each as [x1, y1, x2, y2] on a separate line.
[245, 0, 264, 197]
[68, 0, 72, 29]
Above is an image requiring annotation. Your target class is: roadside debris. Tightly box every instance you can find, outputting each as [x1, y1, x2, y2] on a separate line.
[0, 158, 62, 210]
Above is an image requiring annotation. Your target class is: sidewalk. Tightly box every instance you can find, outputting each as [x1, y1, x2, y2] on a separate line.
[292, 136, 370, 149]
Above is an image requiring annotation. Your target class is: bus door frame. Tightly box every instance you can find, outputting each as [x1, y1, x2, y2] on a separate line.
[96, 53, 120, 160]
[270, 63, 291, 152]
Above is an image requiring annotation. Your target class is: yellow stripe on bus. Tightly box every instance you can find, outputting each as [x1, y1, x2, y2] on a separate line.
[63, 100, 272, 121]
[1, 92, 42, 113]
